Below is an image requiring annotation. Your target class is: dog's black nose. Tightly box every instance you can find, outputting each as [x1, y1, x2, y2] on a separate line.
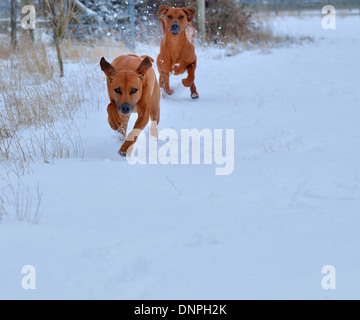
[119, 103, 131, 115]
[171, 23, 180, 35]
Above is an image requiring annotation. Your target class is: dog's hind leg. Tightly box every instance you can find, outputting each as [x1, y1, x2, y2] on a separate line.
[190, 83, 199, 100]
[182, 61, 199, 99]
[182, 63, 195, 87]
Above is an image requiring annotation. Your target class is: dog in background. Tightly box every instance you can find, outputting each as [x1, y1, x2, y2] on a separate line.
[100, 54, 160, 156]
[157, 5, 199, 99]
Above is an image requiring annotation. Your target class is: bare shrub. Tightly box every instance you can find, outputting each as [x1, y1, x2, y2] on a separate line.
[204, 0, 258, 44]
[43, 0, 81, 76]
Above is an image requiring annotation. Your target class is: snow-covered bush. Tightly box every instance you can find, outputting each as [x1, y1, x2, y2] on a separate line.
[204, 0, 257, 44]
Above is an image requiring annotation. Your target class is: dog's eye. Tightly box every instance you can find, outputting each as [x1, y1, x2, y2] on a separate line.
[130, 88, 138, 95]
[168, 15, 173, 19]
[114, 88, 122, 94]
[179, 16, 184, 20]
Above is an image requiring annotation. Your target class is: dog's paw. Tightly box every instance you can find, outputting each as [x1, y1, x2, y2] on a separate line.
[109, 122, 119, 131]
[165, 89, 174, 96]
[191, 93, 199, 100]
[119, 145, 135, 157]
[119, 145, 128, 157]
[108, 117, 121, 131]
[118, 150, 127, 157]
[119, 141, 134, 157]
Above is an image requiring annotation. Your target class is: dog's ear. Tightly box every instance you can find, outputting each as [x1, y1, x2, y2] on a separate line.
[183, 7, 197, 22]
[100, 57, 117, 79]
[140, 55, 155, 63]
[157, 5, 170, 16]
[136, 56, 152, 80]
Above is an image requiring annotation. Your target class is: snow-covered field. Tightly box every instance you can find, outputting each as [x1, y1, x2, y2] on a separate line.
[1, 13, 360, 299]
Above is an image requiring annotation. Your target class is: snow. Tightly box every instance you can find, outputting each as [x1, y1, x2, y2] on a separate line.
[1, 13, 360, 299]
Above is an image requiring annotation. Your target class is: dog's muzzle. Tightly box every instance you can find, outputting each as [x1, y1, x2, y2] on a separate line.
[117, 103, 135, 115]
[171, 23, 180, 35]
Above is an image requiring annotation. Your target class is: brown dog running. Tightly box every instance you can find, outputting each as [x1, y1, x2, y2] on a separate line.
[157, 5, 199, 99]
[100, 54, 160, 156]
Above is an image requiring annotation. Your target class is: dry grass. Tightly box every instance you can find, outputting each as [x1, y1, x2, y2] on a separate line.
[60, 38, 129, 64]
[0, 38, 13, 60]
[257, 24, 314, 48]
[0, 35, 127, 223]
[222, 16, 314, 55]
[0, 195, 7, 223]
[0, 170, 43, 224]
[0, 36, 87, 171]
[0, 34, 116, 175]
[222, 24, 314, 57]
[0, 36, 90, 222]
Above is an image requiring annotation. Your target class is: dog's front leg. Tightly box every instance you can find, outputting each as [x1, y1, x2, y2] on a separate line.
[107, 102, 130, 137]
[182, 62, 199, 99]
[159, 72, 174, 96]
[119, 111, 150, 156]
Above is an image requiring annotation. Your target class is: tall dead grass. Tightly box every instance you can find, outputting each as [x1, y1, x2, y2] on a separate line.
[0, 33, 125, 223]
[0, 35, 87, 167]
[60, 38, 129, 63]
[0, 170, 43, 224]
[0, 38, 13, 60]
[0, 34, 123, 171]
[0, 36, 93, 222]
[0, 194, 7, 223]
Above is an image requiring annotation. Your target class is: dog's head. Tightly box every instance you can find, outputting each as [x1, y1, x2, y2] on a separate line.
[100, 56, 152, 115]
[157, 5, 197, 36]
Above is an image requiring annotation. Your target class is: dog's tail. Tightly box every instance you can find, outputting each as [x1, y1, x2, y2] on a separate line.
[159, 17, 166, 34]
